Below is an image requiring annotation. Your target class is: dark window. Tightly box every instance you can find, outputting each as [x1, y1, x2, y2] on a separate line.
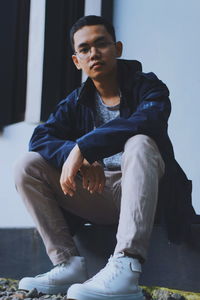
[101, 0, 113, 22]
[41, 0, 85, 121]
[0, 0, 30, 130]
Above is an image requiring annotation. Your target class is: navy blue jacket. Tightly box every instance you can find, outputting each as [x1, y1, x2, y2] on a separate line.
[29, 59, 198, 241]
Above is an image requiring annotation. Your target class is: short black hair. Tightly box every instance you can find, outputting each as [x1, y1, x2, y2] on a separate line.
[70, 15, 116, 50]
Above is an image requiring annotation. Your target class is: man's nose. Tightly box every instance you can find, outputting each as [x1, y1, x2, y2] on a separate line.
[90, 46, 101, 59]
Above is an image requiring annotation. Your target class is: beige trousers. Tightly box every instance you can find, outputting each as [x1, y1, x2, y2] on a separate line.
[14, 135, 165, 265]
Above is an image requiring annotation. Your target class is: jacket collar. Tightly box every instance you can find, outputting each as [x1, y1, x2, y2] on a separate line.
[76, 77, 96, 107]
[76, 59, 142, 108]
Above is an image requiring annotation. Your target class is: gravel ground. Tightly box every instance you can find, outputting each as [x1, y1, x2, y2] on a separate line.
[0, 278, 200, 300]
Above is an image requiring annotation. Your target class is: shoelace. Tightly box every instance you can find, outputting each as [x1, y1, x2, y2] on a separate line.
[35, 263, 68, 279]
[86, 256, 123, 288]
[49, 263, 68, 279]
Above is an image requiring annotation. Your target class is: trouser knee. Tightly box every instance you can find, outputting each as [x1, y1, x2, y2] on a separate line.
[124, 134, 157, 154]
[122, 134, 165, 177]
[13, 151, 43, 188]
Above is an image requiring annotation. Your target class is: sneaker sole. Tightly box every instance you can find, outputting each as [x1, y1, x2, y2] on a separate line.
[19, 278, 71, 294]
[67, 286, 145, 300]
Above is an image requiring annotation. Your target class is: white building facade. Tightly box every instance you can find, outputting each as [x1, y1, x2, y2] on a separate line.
[0, 0, 199, 227]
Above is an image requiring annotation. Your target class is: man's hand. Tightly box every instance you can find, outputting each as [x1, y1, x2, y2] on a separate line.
[60, 144, 84, 196]
[80, 160, 105, 194]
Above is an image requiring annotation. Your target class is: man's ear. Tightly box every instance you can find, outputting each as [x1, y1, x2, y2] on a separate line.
[115, 41, 123, 58]
[72, 54, 82, 70]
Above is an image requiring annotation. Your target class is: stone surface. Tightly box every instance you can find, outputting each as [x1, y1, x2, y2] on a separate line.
[26, 289, 39, 299]
[0, 278, 200, 300]
[152, 289, 186, 300]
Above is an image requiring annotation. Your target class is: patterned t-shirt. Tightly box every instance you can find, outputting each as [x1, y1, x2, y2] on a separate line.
[94, 92, 122, 170]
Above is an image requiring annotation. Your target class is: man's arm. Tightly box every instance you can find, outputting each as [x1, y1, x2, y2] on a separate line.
[60, 144, 83, 196]
[29, 91, 106, 195]
[29, 94, 77, 169]
[76, 72, 171, 164]
[60, 145, 105, 196]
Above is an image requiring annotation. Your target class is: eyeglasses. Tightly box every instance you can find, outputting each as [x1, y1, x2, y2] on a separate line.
[74, 40, 116, 60]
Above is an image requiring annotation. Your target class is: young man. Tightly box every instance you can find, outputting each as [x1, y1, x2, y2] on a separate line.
[14, 15, 196, 300]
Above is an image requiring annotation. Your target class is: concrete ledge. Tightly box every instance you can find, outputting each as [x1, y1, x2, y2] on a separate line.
[0, 228, 52, 278]
[0, 225, 200, 292]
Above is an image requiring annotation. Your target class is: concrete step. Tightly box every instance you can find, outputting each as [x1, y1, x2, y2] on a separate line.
[0, 225, 200, 292]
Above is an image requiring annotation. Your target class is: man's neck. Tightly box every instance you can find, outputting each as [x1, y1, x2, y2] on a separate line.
[92, 73, 120, 106]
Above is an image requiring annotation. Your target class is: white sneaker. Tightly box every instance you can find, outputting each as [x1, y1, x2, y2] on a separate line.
[67, 253, 145, 300]
[18, 256, 88, 294]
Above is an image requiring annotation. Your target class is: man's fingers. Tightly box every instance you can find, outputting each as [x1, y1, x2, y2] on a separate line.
[61, 181, 76, 197]
[87, 173, 96, 193]
[80, 162, 105, 195]
[60, 170, 76, 196]
[97, 183, 104, 194]
[59, 144, 84, 196]
[60, 174, 75, 189]
[67, 175, 76, 190]
[82, 169, 97, 193]
[97, 175, 106, 193]
[91, 172, 102, 193]
[82, 172, 89, 190]
[87, 171, 104, 194]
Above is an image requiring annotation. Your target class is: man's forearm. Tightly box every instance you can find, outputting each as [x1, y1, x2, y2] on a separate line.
[60, 144, 84, 196]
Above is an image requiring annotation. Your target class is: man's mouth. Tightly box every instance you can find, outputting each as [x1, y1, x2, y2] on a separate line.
[90, 62, 104, 69]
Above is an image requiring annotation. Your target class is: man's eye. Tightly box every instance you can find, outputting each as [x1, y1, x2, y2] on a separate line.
[96, 41, 107, 48]
[79, 48, 89, 54]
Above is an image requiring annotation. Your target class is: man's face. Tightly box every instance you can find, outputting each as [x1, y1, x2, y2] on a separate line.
[72, 25, 122, 81]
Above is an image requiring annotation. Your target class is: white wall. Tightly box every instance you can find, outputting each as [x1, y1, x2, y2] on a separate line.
[84, 0, 101, 16]
[1, 0, 199, 228]
[113, 0, 200, 213]
[0, 0, 103, 228]
[25, 0, 46, 123]
[0, 122, 35, 227]
[0, 0, 46, 228]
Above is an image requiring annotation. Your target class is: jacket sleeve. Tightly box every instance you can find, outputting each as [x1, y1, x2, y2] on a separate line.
[29, 95, 76, 169]
[77, 72, 171, 164]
